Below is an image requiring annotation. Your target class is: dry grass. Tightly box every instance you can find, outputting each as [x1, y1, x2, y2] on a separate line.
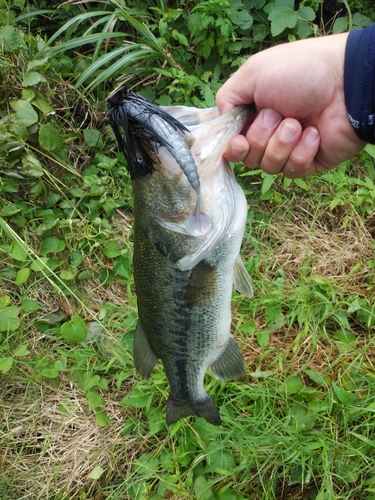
[1, 380, 146, 500]
[260, 206, 374, 290]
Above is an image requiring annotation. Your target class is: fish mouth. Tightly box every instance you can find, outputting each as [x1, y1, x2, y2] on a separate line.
[107, 90, 254, 245]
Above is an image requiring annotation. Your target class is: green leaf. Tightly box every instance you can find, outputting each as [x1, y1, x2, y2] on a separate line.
[238, 10, 253, 29]
[332, 16, 348, 34]
[333, 383, 356, 406]
[22, 153, 44, 178]
[30, 256, 49, 271]
[256, 330, 270, 348]
[217, 488, 240, 500]
[269, 8, 298, 36]
[0, 296, 11, 308]
[0, 306, 21, 332]
[0, 357, 14, 373]
[293, 178, 309, 191]
[32, 98, 54, 114]
[60, 314, 87, 342]
[22, 298, 39, 313]
[204, 85, 215, 107]
[77, 270, 96, 280]
[9, 240, 28, 262]
[133, 453, 160, 478]
[297, 6, 316, 21]
[303, 369, 329, 386]
[266, 312, 285, 332]
[352, 12, 371, 28]
[207, 445, 235, 472]
[14, 343, 29, 357]
[27, 57, 49, 71]
[60, 267, 77, 280]
[194, 476, 212, 500]
[172, 29, 189, 46]
[95, 410, 110, 427]
[39, 123, 64, 151]
[261, 174, 275, 195]
[278, 375, 304, 395]
[15, 268, 30, 285]
[40, 365, 59, 378]
[12, 99, 38, 126]
[40, 236, 65, 256]
[120, 387, 151, 408]
[129, 482, 148, 499]
[103, 241, 121, 258]
[0, 203, 22, 217]
[147, 407, 165, 436]
[22, 71, 47, 87]
[70, 251, 84, 267]
[21, 88, 35, 100]
[114, 255, 131, 279]
[0, 26, 27, 52]
[87, 465, 104, 480]
[239, 320, 255, 334]
[83, 129, 101, 147]
[275, 0, 294, 7]
[87, 390, 105, 411]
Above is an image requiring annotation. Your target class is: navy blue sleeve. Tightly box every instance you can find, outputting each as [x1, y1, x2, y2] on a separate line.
[344, 23, 375, 143]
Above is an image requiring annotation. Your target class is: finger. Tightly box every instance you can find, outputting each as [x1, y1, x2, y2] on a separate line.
[216, 58, 256, 114]
[259, 118, 302, 175]
[281, 127, 320, 178]
[223, 135, 249, 163]
[241, 108, 284, 169]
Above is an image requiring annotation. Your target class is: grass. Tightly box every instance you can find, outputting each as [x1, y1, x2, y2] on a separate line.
[2, 156, 375, 499]
[1, 7, 375, 499]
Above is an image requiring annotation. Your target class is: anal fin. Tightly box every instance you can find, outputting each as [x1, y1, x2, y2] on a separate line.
[133, 321, 158, 379]
[210, 337, 246, 381]
[233, 255, 253, 298]
[166, 396, 221, 426]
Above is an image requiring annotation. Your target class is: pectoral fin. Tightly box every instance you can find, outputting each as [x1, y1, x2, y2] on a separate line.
[233, 255, 253, 298]
[210, 337, 246, 381]
[133, 321, 158, 379]
[186, 259, 217, 308]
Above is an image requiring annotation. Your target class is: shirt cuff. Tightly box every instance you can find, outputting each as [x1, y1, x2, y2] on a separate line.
[344, 23, 375, 143]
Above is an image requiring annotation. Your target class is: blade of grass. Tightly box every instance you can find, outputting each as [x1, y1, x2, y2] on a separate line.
[37, 32, 126, 58]
[75, 43, 147, 88]
[81, 48, 159, 93]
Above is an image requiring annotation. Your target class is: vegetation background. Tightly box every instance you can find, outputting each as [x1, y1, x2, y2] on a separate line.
[1, 0, 375, 498]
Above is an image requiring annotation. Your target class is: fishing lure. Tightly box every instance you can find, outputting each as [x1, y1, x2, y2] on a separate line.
[107, 89, 212, 237]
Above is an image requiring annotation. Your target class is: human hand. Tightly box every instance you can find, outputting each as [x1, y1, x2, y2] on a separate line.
[216, 33, 366, 178]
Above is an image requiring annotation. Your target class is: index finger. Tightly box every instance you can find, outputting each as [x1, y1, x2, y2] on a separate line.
[216, 59, 256, 114]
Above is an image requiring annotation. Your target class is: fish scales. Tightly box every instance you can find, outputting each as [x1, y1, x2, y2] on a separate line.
[107, 93, 254, 425]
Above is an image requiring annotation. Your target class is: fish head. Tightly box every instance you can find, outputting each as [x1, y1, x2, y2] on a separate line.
[155, 104, 254, 268]
[131, 103, 254, 270]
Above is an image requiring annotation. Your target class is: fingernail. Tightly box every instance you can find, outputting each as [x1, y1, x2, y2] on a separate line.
[280, 122, 298, 142]
[303, 127, 319, 144]
[262, 108, 281, 128]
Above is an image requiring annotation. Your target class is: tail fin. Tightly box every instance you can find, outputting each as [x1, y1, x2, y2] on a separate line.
[166, 396, 221, 426]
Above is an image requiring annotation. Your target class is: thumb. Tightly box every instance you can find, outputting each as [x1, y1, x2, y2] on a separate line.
[216, 58, 257, 115]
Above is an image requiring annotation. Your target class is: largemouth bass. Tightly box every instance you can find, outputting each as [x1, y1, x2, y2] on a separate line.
[108, 91, 254, 425]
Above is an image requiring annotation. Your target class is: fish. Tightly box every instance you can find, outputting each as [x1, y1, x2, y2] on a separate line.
[107, 90, 254, 425]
